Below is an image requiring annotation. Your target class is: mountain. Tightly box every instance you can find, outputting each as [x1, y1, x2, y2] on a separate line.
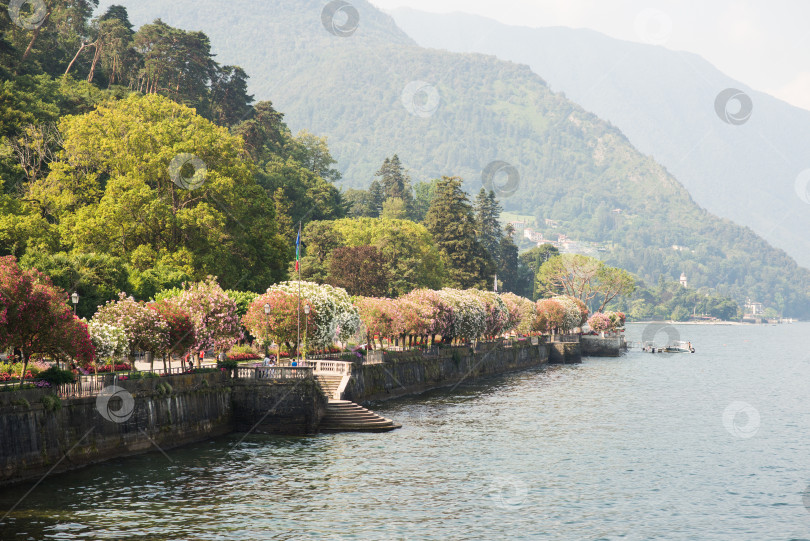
[389, 8, 810, 269]
[94, 0, 810, 316]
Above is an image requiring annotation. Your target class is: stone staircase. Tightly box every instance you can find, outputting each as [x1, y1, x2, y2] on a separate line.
[319, 400, 402, 433]
[316, 374, 343, 400]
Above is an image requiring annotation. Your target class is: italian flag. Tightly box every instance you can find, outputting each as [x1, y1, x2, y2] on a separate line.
[295, 226, 301, 272]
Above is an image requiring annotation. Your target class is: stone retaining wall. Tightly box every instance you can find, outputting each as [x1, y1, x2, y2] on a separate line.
[0, 372, 323, 487]
[548, 342, 582, 364]
[580, 335, 626, 357]
[343, 343, 548, 403]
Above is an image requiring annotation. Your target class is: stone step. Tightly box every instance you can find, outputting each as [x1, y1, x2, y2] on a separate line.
[319, 400, 401, 433]
[320, 419, 398, 428]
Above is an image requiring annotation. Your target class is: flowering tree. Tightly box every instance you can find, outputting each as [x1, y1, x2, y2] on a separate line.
[86, 319, 129, 365]
[587, 313, 611, 333]
[437, 288, 487, 342]
[401, 289, 454, 341]
[535, 299, 565, 334]
[267, 281, 360, 347]
[163, 277, 242, 354]
[148, 300, 196, 371]
[552, 296, 583, 333]
[0, 256, 95, 386]
[354, 296, 401, 349]
[500, 293, 536, 335]
[94, 293, 170, 364]
[604, 311, 626, 331]
[396, 297, 433, 347]
[571, 297, 589, 327]
[242, 290, 317, 353]
[468, 290, 509, 338]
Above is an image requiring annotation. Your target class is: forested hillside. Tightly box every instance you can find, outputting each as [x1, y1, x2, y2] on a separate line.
[391, 8, 810, 269]
[81, 0, 810, 316]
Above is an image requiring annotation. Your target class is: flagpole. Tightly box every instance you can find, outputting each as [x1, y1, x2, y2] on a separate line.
[297, 222, 301, 364]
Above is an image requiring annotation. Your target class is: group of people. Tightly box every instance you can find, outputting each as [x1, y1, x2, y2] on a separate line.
[182, 350, 206, 370]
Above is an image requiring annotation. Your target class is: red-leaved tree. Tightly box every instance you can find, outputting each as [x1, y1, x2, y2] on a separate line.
[0, 256, 95, 386]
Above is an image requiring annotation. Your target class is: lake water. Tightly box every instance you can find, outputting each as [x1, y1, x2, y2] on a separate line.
[2, 323, 810, 540]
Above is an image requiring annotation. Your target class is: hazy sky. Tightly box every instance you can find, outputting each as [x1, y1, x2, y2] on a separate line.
[370, 0, 810, 111]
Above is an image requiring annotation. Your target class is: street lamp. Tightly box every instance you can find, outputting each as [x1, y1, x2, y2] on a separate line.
[71, 292, 79, 315]
[263, 303, 271, 356]
[303, 304, 310, 363]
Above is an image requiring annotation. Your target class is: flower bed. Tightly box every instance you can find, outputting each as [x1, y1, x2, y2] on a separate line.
[226, 352, 261, 362]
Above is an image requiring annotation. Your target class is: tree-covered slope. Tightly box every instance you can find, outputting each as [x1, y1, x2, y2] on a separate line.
[95, 0, 810, 315]
[391, 8, 810, 269]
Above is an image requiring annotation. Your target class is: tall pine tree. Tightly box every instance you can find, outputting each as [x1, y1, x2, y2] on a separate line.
[474, 188, 503, 262]
[498, 223, 520, 293]
[425, 177, 492, 288]
[375, 154, 414, 216]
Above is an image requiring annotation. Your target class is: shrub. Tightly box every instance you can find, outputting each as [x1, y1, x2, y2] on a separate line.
[217, 359, 239, 370]
[36, 367, 76, 385]
[41, 394, 61, 412]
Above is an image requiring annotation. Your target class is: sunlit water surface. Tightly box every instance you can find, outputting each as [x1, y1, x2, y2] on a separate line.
[2, 323, 810, 540]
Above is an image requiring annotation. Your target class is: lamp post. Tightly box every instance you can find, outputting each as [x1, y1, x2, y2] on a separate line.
[303, 304, 310, 363]
[263, 303, 271, 355]
[71, 292, 79, 315]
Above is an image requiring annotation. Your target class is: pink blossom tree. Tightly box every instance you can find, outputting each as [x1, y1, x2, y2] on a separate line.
[164, 277, 242, 361]
[94, 293, 169, 366]
[354, 296, 402, 349]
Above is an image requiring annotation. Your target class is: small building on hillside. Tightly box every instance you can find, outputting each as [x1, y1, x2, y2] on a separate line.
[508, 220, 527, 234]
[744, 299, 764, 316]
[524, 228, 544, 243]
[679, 272, 688, 288]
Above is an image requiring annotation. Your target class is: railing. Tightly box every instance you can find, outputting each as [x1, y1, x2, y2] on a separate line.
[234, 366, 313, 380]
[309, 360, 353, 375]
[550, 334, 581, 343]
[56, 374, 111, 398]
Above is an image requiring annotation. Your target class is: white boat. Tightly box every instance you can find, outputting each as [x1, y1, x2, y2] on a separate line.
[642, 340, 695, 353]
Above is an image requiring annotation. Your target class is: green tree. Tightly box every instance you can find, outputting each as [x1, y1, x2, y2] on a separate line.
[209, 65, 253, 127]
[26, 93, 286, 292]
[132, 20, 216, 112]
[537, 254, 636, 312]
[474, 188, 502, 262]
[412, 178, 439, 222]
[498, 224, 520, 293]
[330, 217, 446, 295]
[288, 130, 342, 183]
[424, 176, 491, 289]
[375, 155, 413, 217]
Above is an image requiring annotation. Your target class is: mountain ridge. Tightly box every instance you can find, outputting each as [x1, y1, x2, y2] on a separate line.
[389, 7, 810, 268]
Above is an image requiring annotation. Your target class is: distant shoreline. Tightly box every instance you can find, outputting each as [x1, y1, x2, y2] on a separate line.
[627, 320, 797, 326]
[626, 319, 756, 326]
